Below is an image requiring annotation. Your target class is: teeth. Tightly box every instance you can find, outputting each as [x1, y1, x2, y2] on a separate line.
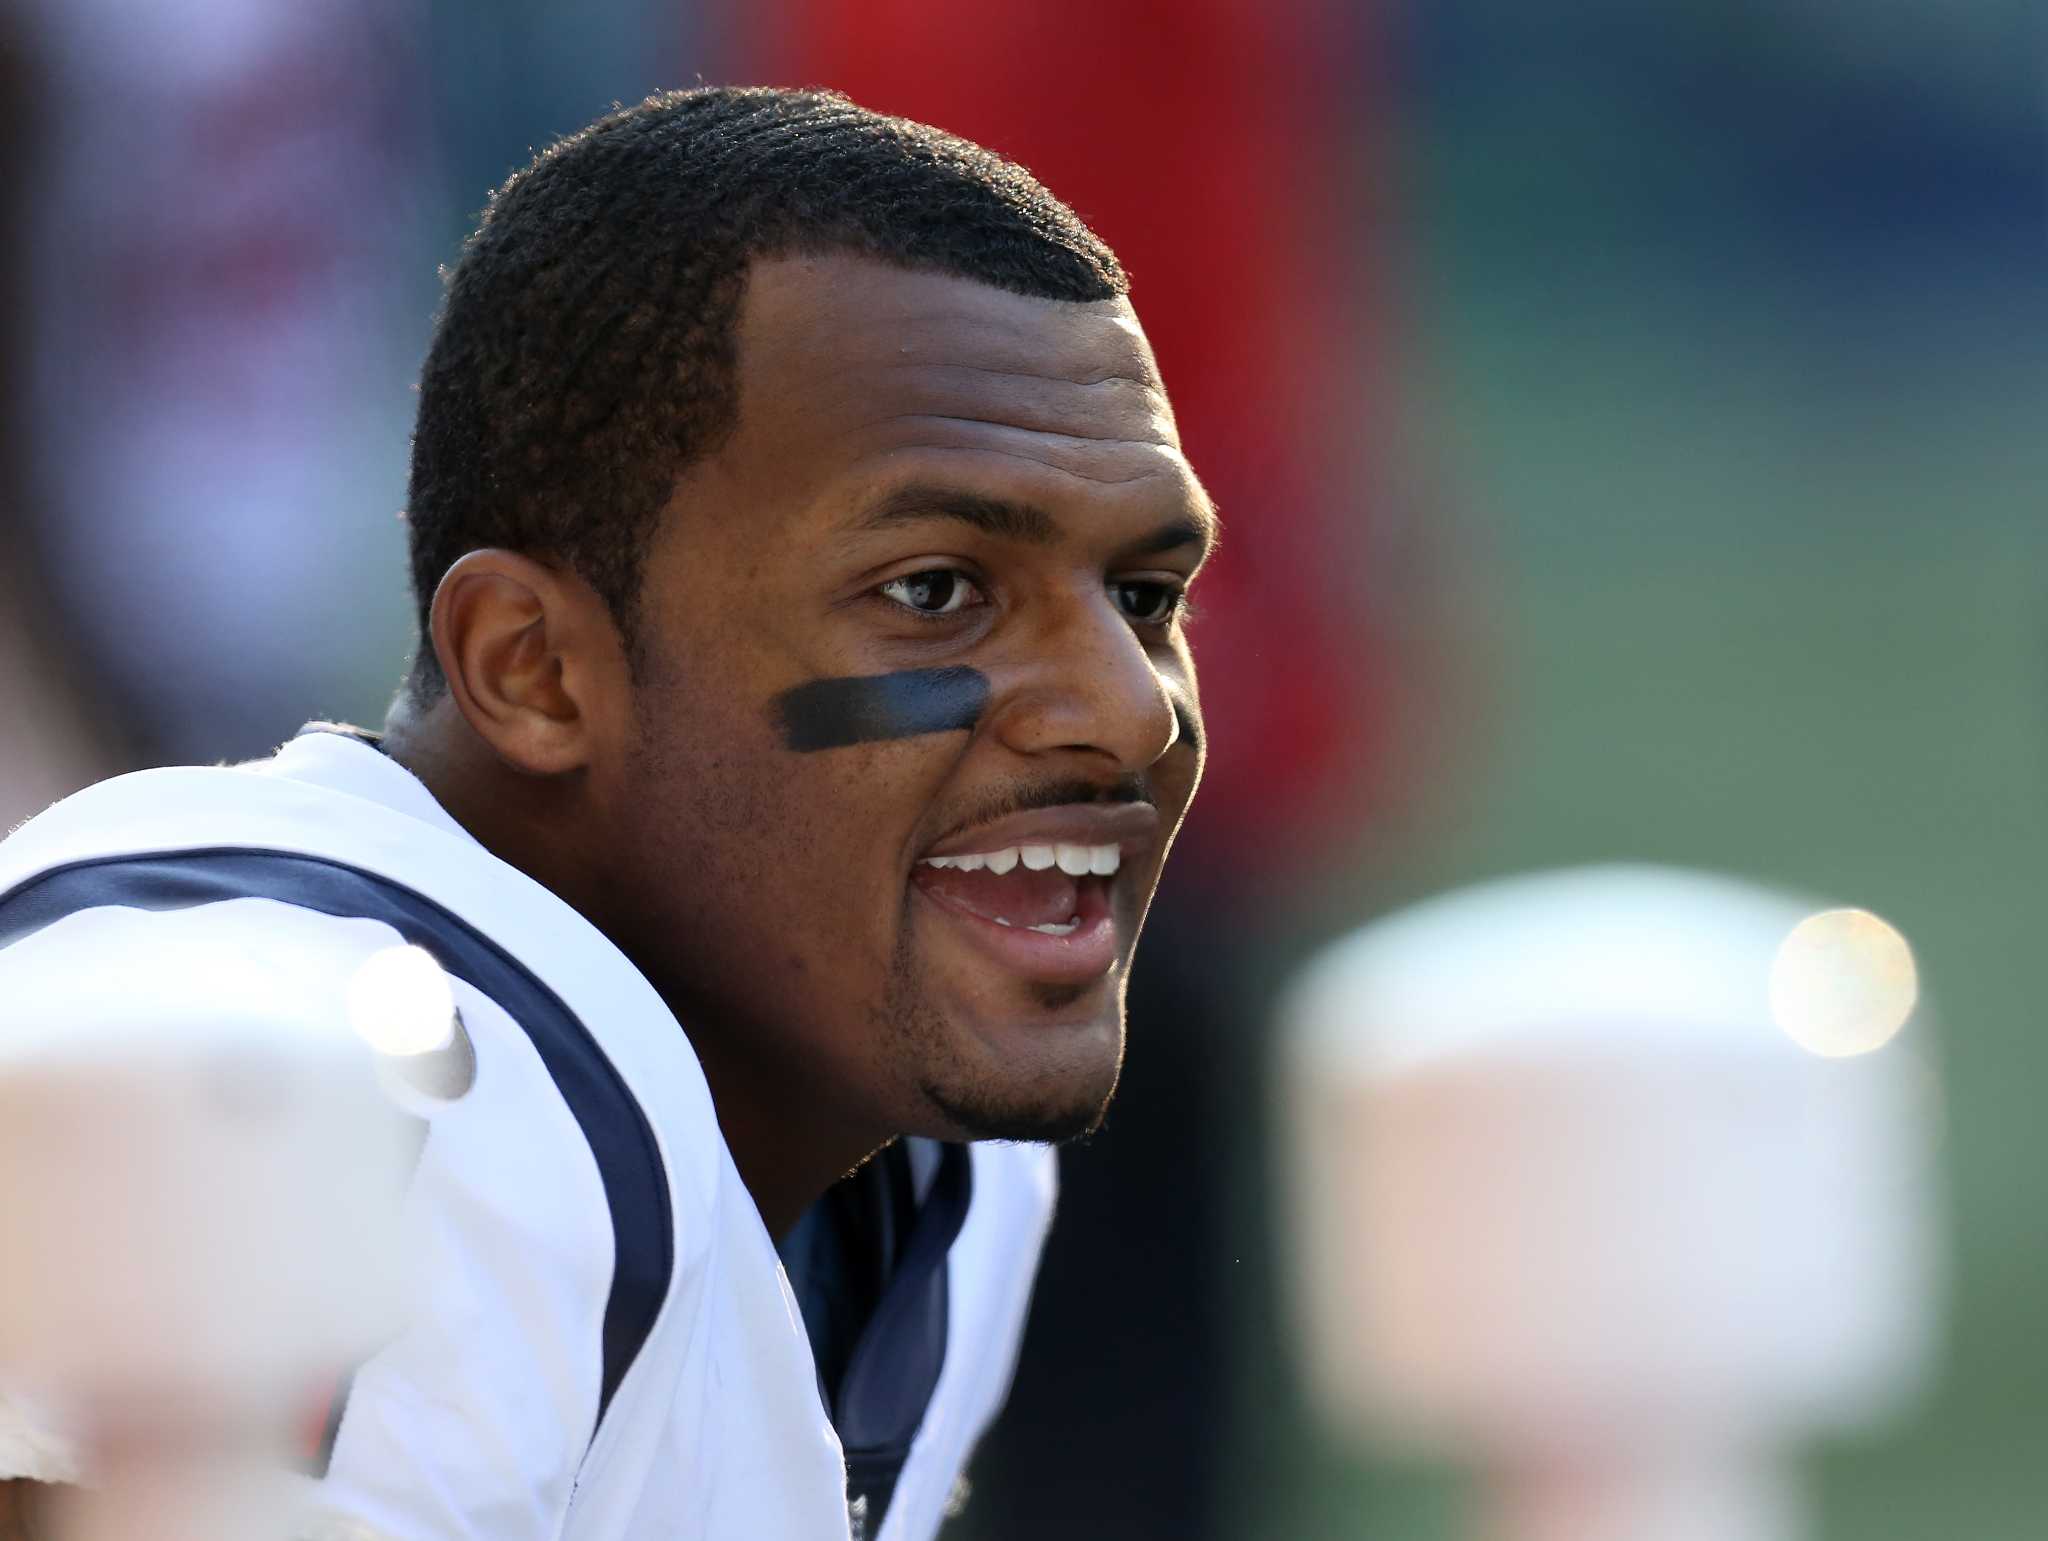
[1028, 918, 1081, 936]
[920, 843, 1121, 877]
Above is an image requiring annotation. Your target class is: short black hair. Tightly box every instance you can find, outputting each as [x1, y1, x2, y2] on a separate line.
[404, 85, 1127, 700]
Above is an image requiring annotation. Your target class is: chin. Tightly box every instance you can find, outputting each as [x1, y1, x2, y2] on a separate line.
[887, 937, 1128, 1143]
[917, 1042, 1122, 1146]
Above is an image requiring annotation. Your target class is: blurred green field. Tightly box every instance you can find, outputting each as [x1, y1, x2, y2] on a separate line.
[1235, 5, 2048, 1529]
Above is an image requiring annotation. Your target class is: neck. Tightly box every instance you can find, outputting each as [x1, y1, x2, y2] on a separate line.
[382, 694, 881, 1241]
[382, 697, 597, 914]
[683, 1030, 890, 1238]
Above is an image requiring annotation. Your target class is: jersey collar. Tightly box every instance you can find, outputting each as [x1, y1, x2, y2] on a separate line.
[269, 724, 476, 848]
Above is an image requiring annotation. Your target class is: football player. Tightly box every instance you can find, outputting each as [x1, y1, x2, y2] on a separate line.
[0, 86, 1211, 1541]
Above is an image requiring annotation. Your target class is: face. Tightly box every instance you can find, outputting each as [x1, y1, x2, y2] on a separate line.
[601, 253, 1211, 1149]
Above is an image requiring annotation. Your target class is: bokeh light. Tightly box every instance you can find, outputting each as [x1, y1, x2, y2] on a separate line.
[1770, 908, 1919, 1059]
[345, 945, 456, 1059]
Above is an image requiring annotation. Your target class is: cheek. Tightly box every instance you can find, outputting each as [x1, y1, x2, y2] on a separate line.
[625, 688, 959, 1000]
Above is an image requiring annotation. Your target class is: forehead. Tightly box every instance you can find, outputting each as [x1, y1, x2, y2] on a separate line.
[713, 252, 1197, 530]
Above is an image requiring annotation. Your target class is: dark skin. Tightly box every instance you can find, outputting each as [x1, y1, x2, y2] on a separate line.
[0, 1481, 32, 1541]
[383, 252, 1214, 1238]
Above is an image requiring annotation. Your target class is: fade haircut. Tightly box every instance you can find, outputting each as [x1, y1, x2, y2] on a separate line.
[404, 85, 1128, 700]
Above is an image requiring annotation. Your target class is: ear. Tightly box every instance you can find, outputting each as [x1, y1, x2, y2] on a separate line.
[428, 549, 627, 776]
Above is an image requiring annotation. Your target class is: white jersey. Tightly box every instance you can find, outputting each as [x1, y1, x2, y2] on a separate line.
[0, 729, 1055, 1541]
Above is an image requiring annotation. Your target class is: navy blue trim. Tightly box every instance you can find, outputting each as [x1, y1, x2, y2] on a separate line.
[832, 1140, 972, 1531]
[0, 848, 672, 1439]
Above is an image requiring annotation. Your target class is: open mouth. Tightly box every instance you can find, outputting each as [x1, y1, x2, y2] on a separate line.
[909, 842, 1124, 986]
[916, 843, 1120, 933]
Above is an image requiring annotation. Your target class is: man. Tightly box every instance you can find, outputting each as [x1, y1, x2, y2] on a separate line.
[0, 86, 1211, 1540]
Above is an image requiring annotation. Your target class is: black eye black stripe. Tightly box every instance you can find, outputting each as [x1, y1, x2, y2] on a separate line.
[775, 664, 1202, 757]
[774, 667, 991, 752]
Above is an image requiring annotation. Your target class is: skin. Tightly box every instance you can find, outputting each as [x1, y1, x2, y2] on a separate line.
[0, 1481, 37, 1540]
[385, 252, 1214, 1238]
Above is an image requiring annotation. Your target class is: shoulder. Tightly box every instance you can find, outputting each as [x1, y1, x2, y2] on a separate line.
[1, 748, 720, 1208]
[0, 855, 690, 1516]
[0, 841, 689, 1265]
[0, 755, 764, 1525]
[0, 755, 691, 1277]
[0, 759, 713, 1436]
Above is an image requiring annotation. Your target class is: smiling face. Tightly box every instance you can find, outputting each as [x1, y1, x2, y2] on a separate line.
[592, 252, 1210, 1161]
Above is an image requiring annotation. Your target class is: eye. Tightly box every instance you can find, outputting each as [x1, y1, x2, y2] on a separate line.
[878, 568, 983, 616]
[1110, 579, 1185, 627]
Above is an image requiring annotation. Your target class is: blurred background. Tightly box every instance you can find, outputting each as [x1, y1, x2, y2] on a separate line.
[0, 1, 2040, 1537]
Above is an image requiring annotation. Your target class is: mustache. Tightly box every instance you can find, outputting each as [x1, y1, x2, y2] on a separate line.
[934, 775, 1150, 843]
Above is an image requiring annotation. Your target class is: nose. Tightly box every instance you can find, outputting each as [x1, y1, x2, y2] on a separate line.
[987, 589, 1181, 773]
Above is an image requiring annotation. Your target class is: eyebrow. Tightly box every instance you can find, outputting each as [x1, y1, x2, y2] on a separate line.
[855, 485, 1057, 543]
[1130, 515, 1217, 558]
[852, 482, 1221, 560]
